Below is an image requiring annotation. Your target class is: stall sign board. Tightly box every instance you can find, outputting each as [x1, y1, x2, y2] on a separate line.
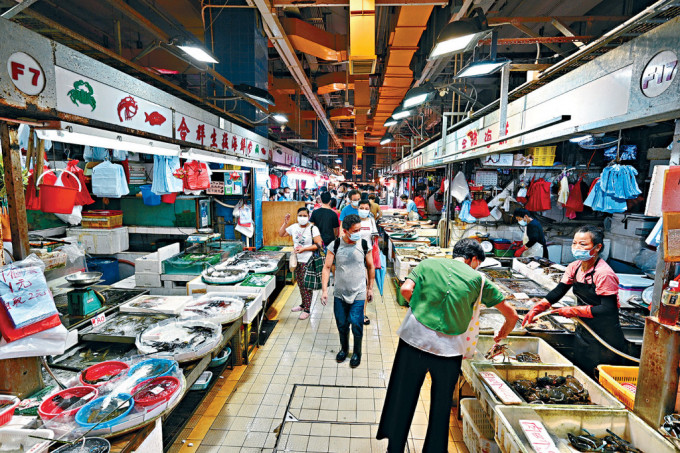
[479, 371, 522, 404]
[519, 420, 560, 453]
[175, 113, 261, 158]
[641, 50, 678, 98]
[7, 52, 45, 96]
[56, 67, 173, 138]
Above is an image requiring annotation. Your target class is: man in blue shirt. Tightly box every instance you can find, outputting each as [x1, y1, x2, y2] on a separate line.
[400, 194, 419, 221]
[339, 189, 362, 221]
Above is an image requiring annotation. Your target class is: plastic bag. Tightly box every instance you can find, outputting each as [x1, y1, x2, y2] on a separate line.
[459, 200, 477, 223]
[0, 324, 67, 359]
[450, 172, 470, 203]
[0, 255, 57, 329]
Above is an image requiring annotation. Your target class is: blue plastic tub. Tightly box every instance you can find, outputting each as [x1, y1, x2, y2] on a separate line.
[75, 393, 134, 429]
[209, 347, 232, 368]
[140, 185, 161, 206]
[86, 257, 119, 285]
[127, 358, 178, 383]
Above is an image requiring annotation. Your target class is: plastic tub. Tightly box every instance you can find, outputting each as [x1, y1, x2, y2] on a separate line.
[210, 347, 232, 368]
[132, 376, 181, 407]
[597, 365, 638, 410]
[190, 371, 213, 391]
[38, 386, 98, 420]
[86, 257, 120, 285]
[461, 398, 499, 453]
[161, 192, 178, 204]
[81, 210, 124, 229]
[473, 335, 571, 365]
[79, 361, 130, 388]
[53, 438, 110, 453]
[127, 358, 178, 383]
[495, 406, 675, 453]
[0, 395, 19, 427]
[140, 185, 161, 206]
[75, 393, 135, 429]
[492, 238, 513, 250]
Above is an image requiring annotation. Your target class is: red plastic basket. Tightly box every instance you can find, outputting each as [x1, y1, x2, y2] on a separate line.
[132, 376, 181, 407]
[0, 395, 20, 427]
[38, 386, 98, 420]
[79, 361, 130, 388]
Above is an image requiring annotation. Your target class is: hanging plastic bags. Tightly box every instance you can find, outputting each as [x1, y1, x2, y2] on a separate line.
[183, 160, 211, 191]
[450, 172, 470, 203]
[152, 156, 183, 195]
[83, 146, 109, 162]
[600, 164, 641, 200]
[459, 199, 477, 223]
[92, 161, 130, 198]
[469, 199, 491, 218]
[64, 160, 95, 206]
[584, 178, 627, 214]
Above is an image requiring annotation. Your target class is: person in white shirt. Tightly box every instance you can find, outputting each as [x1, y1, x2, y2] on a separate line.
[358, 199, 378, 326]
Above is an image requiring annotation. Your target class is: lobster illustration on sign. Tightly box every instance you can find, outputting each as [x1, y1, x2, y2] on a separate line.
[117, 96, 138, 122]
[67, 80, 96, 111]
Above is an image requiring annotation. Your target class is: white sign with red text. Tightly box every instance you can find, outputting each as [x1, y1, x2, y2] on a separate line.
[479, 371, 523, 404]
[519, 420, 560, 453]
[7, 52, 45, 96]
[91, 313, 106, 327]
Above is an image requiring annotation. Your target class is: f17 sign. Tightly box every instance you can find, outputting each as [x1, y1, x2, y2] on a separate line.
[641, 50, 678, 98]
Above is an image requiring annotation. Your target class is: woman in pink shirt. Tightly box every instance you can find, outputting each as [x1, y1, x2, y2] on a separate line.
[522, 226, 633, 374]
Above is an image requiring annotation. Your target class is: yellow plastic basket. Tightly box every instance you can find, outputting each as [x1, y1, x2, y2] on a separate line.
[597, 365, 638, 410]
[529, 146, 556, 166]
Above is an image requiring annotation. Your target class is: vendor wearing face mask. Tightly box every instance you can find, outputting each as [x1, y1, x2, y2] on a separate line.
[278, 188, 292, 201]
[522, 226, 629, 374]
[339, 189, 362, 221]
[513, 208, 549, 259]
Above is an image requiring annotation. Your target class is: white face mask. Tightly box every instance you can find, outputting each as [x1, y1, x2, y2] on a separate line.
[358, 209, 370, 219]
[351, 200, 360, 207]
[297, 216, 309, 226]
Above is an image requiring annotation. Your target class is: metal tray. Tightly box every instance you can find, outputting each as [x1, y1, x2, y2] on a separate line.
[79, 312, 175, 344]
[497, 278, 550, 297]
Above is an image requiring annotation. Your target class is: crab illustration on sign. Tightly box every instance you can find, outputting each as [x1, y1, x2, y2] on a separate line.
[144, 111, 166, 126]
[117, 96, 138, 122]
[67, 80, 96, 111]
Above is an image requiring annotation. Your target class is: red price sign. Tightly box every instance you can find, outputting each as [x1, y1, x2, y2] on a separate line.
[91, 313, 106, 327]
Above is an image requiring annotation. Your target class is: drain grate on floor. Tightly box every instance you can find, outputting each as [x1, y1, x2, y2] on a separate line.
[273, 384, 412, 453]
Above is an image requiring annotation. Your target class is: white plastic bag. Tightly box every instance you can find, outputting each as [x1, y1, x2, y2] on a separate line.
[450, 172, 470, 203]
[0, 324, 68, 359]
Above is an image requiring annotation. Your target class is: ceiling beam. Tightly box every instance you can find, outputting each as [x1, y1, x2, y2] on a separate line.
[551, 18, 585, 48]
[1, 0, 40, 19]
[272, 0, 446, 7]
[512, 23, 568, 57]
[488, 16, 630, 25]
[509, 63, 552, 71]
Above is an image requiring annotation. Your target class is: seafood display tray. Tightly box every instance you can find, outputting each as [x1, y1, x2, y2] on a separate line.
[479, 310, 526, 336]
[496, 279, 550, 297]
[525, 316, 566, 334]
[472, 335, 571, 365]
[463, 363, 624, 424]
[79, 312, 175, 343]
[50, 343, 137, 371]
[495, 406, 675, 453]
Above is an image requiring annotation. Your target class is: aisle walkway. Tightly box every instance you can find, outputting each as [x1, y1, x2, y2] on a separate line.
[170, 278, 466, 453]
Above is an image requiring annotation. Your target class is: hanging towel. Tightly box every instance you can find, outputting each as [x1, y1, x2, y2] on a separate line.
[558, 175, 570, 205]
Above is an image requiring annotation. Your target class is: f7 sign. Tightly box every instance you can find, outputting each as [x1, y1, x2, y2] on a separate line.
[641, 50, 678, 98]
[7, 52, 45, 96]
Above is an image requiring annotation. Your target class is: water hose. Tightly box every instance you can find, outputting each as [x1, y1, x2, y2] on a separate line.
[573, 318, 640, 363]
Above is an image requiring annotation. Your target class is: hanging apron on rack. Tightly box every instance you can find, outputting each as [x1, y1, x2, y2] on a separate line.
[521, 229, 545, 258]
[571, 258, 629, 375]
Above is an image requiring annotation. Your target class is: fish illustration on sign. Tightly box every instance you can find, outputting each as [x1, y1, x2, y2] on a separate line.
[144, 111, 166, 126]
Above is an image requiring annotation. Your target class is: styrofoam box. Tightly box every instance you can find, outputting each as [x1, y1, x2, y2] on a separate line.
[66, 227, 129, 255]
[187, 276, 265, 297]
[135, 272, 162, 288]
[135, 243, 180, 274]
[606, 232, 647, 264]
[610, 213, 658, 237]
[200, 288, 264, 324]
[618, 273, 654, 305]
[236, 275, 276, 300]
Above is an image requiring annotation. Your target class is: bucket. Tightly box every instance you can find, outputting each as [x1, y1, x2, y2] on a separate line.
[37, 170, 81, 214]
[86, 257, 120, 285]
[140, 185, 161, 206]
[161, 192, 178, 204]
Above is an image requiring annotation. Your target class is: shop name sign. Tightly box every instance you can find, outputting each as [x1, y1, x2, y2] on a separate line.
[7, 52, 45, 96]
[641, 50, 678, 98]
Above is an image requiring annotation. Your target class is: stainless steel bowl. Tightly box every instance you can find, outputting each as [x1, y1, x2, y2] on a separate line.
[65, 271, 103, 287]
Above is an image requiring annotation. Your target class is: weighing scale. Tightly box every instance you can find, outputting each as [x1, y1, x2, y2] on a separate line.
[64, 272, 106, 316]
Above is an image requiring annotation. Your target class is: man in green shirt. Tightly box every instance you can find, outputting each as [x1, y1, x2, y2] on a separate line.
[377, 238, 518, 453]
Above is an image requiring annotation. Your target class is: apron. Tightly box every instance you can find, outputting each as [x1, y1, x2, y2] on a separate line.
[571, 258, 629, 374]
[521, 229, 545, 258]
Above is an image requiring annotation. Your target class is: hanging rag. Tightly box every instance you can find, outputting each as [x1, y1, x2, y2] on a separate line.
[152, 155, 184, 195]
[525, 178, 552, 212]
[558, 175, 570, 205]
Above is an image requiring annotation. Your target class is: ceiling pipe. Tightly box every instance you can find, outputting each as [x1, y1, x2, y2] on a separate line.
[247, 0, 341, 148]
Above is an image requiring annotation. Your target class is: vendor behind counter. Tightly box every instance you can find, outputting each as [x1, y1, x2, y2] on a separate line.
[513, 208, 549, 259]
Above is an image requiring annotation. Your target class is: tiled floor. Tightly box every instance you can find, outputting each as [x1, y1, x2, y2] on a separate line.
[169, 277, 468, 453]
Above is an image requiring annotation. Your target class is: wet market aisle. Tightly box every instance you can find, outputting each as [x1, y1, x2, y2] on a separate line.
[169, 278, 467, 453]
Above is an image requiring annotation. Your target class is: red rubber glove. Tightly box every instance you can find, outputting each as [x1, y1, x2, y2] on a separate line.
[522, 300, 551, 327]
[551, 306, 593, 319]
[514, 246, 527, 257]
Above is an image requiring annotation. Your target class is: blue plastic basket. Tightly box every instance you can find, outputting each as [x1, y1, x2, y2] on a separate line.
[140, 185, 161, 206]
[127, 358, 177, 383]
[75, 393, 134, 429]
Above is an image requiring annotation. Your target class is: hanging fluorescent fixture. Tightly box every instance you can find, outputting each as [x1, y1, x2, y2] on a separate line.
[429, 7, 489, 59]
[272, 113, 289, 124]
[181, 148, 267, 168]
[569, 134, 592, 143]
[335, 159, 342, 163]
[403, 83, 435, 108]
[456, 58, 510, 77]
[380, 133, 394, 145]
[392, 107, 413, 120]
[176, 43, 219, 63]
[233, 84, 276, 106]
[35, 122, 180, 156]
[384, 117, 398, 127]
[287, 138, 317, 144]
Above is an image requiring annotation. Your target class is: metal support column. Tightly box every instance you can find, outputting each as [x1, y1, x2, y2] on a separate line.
[0, 122, 29, 261]
[498, 65, 510, 139]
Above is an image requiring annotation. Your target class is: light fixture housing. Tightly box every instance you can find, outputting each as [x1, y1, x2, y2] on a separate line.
[383, 117, 398, 127]
[380, 133, 394, 146]
[429, 8, 489, 59]
[176, 43, 219, 63]
[392, 105, 413, 120]
[181, 148, 267, 168]
[456, 58, 510, 78]
[403, 83, 435, 108]
[569, 134, 592, 143]
[272, 113, 288, 124]
[233, 83, 276, 106]
[335, 159, 342, 163]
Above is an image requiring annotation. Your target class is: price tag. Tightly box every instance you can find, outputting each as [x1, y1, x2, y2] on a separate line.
[91, 313, 106, 327]
[519, 420, 560, 453]
[527, 262, 542, 270]
[150, 386, 164, 395]
[479, 371, 522, 404]
[513, 292, 529, 300]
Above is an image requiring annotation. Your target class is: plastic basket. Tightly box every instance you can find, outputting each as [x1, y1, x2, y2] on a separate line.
[494, 248, 516, 257]
[529, 146, 556, 167]
[474, 335, 571, 365]
[495, 406, 675, 453]
[82, 210, 124, 229]
[140, 185, 161, 206]
[597, 365, 638, 410]
[460, 398, 499, 453]
[0, 395, 20, 426]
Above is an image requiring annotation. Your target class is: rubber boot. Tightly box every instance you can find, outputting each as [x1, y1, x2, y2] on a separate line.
[336, 332, 349, 363]
[350, 336, 362, 368]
